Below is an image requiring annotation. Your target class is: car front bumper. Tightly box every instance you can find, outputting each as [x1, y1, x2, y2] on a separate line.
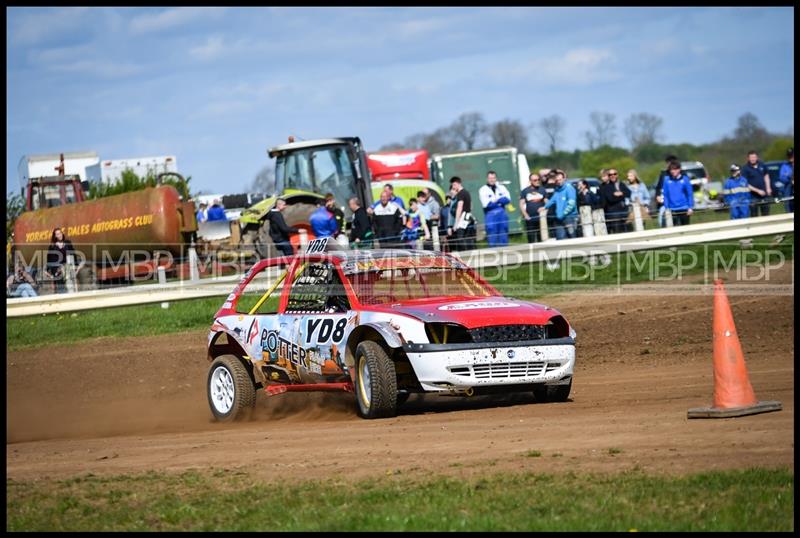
[403, 338, 575, 393]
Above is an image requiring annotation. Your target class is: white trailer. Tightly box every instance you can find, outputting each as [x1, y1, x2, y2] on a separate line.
[17, 151, 99, 192]
[85, 155, 178, 185]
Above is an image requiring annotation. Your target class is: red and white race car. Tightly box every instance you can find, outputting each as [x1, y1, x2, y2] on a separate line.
[206, 239, 576, 420]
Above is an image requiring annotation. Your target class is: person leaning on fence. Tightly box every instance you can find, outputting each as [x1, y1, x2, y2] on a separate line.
[46, 227, 79, 294]
[740, 150, 772, 217]
[401, 198, 431, 248]
[348, 197, 374, 249]
[309, 199, 338, 238]
[599, 169, 631, 233]
[626, 169, 651, 225]
[538, 170, 578, 240]
[372, 189, 405, 248]
[447, 176, 475, 251]
[520, 172, 547, 243]
[722, 164, 751, 220]
[7, 263, 38, 298]
[662, 160, 694, 226]
[324, 193, 345, 237]
[196, 202, 208, 224]
[778, 147, 794, 213]
[266, 198, 299, 256]
[654, 154, 677, 227]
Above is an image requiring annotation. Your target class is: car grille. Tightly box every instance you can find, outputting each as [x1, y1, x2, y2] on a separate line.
[468, 325, 546, 343]
[449, 361, 548, 379]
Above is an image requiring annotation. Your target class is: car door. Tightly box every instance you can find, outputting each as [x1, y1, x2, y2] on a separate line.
[277, 260, 357, 381]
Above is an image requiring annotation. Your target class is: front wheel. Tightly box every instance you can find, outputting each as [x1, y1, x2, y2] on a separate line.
[354, 341, 398, 419]
[532, 379, 572, 403]
[207, 355, 256, 422]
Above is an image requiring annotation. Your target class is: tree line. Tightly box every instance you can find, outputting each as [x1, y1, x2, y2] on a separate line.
[378, 111, 793, 187]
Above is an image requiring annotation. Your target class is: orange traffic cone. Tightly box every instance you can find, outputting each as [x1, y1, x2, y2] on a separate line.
[687, 280, 782, 419]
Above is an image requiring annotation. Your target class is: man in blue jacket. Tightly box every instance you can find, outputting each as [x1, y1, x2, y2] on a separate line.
[309, 200, 338, 238]
[662, 161, 693, 226]
[722, 164, 751, 220]
[539, 171, 577, 240]
[740, 150, 772, 216]
[778, 147, 793, 213]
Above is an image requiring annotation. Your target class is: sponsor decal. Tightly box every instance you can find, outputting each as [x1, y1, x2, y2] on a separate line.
[247, 318, 260, 345]
[305, 237, 329, 254]
[437, 301, 519, 311]
[507, 350, 515, 359]
[305, 317, 347, 345]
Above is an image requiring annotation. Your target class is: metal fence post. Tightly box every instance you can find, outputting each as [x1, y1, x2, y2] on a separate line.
[157, 266, 167, 285]
[632, 204, 644, 232]
[665, 209, 674, 228]
[432, 223, 440, 251]
[592, 209, 607, 236]
[188, 246, 200, 282]
[579, 206, 595, 237]
[65, 254, 77, 293]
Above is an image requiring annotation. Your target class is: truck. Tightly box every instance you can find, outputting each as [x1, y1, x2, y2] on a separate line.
[430, 147, 530, 240]
[366, 149, 448, 209]
[11, 171, 199, 289]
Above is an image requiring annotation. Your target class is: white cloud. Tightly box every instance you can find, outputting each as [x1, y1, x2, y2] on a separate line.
[500, 47, 619, 86]
[48, 59, 144, 78]
[9, 7, 91, 46]
[189, 36, 226, 61]
[129, 7, 224, 35]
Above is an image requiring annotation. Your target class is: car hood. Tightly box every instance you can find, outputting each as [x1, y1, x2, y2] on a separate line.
[376, 296, 560, 329]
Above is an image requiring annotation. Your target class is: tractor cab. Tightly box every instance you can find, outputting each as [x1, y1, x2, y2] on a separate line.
[25, 174, 86, 212]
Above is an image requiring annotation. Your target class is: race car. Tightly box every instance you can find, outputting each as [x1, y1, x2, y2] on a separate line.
[206, 238, 576, 421]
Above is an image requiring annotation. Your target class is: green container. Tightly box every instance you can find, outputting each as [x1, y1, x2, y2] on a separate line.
[431, 147, 528, 239]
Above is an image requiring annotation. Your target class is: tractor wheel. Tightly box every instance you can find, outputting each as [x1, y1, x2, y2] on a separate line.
[354, 341, 398, 419]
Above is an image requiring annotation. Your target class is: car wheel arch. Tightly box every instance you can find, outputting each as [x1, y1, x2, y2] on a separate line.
[208, 331, 257, 385]
[344, 323, 402, 371]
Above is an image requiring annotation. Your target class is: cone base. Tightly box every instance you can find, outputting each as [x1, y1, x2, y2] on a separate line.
[687, 400, 782, 419]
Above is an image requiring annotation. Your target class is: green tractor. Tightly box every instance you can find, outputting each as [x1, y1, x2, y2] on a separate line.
[238, 137, 374, 258]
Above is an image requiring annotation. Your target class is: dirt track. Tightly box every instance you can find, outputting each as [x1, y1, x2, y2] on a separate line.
[6, 264, 794, 481]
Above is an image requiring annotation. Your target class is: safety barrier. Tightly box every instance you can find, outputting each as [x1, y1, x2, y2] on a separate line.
[6, 213, 794, 317]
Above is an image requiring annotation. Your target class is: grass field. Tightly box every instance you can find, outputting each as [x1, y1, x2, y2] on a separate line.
[6, 234, 792, 351]
[5, 467, 793, 531]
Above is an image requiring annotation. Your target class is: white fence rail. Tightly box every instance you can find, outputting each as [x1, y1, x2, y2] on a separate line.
[6, 214, 794, 317]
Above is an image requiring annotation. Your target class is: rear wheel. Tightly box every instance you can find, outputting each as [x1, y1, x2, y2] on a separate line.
[354, 341, 398, 419]
[532, 379, 572, 403]
[207, 355, 256, 422]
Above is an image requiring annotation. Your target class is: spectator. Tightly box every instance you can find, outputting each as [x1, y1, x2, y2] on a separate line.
[206, 199, 227, 221]
[520, 173, 547, 243]
[447, 176, 475, 251]
[479, 170, 512, 247]
[196, 202, 208, 224]
[266, 198, 299, 257]
[542, 171, 558, 236]
[722, 164, 751, 220]
[740, 150, 772, 216]
[439, 194, 453, 251]
[598, 168, 631, 233]
[372, 190, 404, 248]
[418, 188, 441, 231]
[654, 155, 677, 226]
[324, 193, 345, 236]
[539, 171, 578, 240]
[662, 161, 694, 226]
[348, 197, 374, 248]
[778, 147, 794, 213]
[7, 263, 38, 298]
[416, 190, 432, 221]
[576, 179, 601, 210]
[626, 169, 651, 225]
[309, 199, 338, 238]
[46, 227, 79, 294]
[401, 198, 431, 248]
[370, 183, 406, 211]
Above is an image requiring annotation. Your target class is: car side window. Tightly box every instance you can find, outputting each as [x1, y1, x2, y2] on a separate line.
[286, 262, 350, 314]
[235, 267, 283, 315]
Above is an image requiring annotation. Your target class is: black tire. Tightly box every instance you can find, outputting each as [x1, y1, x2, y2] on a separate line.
[207, 355, 256, 422]
[254, 202, 317, 259]
[354, 341, 398, 419]
[532, 379, 572, 403]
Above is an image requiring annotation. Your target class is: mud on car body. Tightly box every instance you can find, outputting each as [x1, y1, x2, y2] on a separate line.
[206, 238, 576, 420]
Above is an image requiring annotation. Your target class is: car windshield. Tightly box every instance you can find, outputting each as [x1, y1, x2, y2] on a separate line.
[275, 144, 358, 215]
[343, 255, 496, 305]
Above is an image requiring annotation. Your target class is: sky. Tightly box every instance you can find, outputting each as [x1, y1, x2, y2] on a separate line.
[6, 6, 795, 196]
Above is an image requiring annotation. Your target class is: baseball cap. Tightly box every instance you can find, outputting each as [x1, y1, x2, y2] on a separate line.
[729, 164, 740, 172]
